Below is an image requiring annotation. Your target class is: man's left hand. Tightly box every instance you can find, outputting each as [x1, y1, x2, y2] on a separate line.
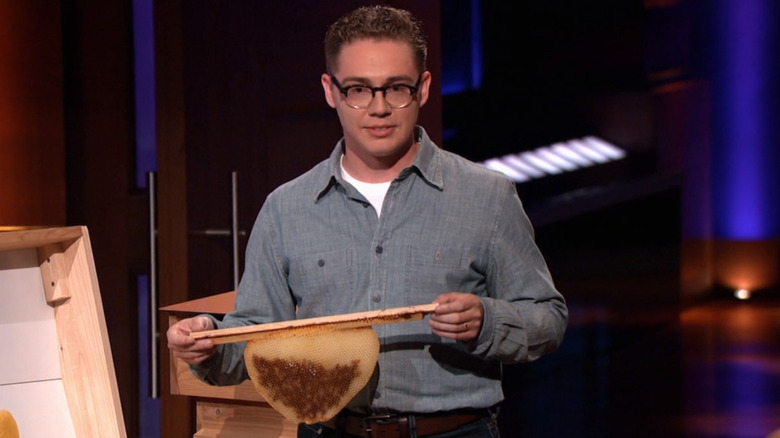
[429, 292, 484, 341]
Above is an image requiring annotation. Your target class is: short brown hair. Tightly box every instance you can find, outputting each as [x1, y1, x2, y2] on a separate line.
[324, 5, 427, 74]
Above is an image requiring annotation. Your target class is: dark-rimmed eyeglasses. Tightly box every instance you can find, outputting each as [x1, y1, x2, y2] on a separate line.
[330, 75, 422, 109]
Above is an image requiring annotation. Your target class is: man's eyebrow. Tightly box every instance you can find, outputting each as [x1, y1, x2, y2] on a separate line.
[338, 75, 417, 85]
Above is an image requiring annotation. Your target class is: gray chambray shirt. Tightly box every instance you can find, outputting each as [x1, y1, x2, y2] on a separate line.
[193, 126, 568, 413]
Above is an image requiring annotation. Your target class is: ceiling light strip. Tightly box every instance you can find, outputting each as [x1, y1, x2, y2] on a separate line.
[484, 158, 532, 182]
[479, 136, 626, 183]
[567, 139, 610, 163]
[503, 155, 546, 178]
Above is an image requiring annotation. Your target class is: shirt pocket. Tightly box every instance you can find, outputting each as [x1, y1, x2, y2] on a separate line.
[404, 246, 473, 302]
[288, 248, 354, 314]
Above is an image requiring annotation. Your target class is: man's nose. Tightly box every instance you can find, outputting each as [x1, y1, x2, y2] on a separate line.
[367, 90, 392, 114]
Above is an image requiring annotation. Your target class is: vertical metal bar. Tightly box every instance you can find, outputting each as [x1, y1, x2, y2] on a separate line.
[231, 171, 239, 291]
[148, 171, 159, 399]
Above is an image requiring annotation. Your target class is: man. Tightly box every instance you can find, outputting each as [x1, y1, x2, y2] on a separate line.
[167, 5, 567, 438]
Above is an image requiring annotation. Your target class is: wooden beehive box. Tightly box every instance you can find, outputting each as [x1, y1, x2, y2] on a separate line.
[0, 226, 126, 437]
[162, 292, 298, 438]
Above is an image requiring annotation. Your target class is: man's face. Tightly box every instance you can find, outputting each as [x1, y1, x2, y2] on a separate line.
[321, 39, 431, 167]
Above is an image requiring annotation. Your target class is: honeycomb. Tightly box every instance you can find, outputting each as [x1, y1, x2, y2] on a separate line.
[0, 410, 19, 438]
[243, 326, 380, 424]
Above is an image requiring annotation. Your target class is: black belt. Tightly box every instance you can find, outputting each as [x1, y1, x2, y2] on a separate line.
[321, 408, 491, 438]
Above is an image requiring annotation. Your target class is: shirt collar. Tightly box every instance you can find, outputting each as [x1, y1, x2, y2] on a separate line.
[315, 126, 444, 201]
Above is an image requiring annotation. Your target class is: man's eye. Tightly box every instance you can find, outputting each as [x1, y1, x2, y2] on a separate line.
[348, 86, 371, 95]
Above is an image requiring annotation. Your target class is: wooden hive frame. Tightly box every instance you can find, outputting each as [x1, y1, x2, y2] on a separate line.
[0, 226, 126, 437]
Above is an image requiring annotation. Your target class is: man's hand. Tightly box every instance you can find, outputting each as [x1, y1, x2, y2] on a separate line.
[166, 316, 217, 365]
[429, 292, 484, 341]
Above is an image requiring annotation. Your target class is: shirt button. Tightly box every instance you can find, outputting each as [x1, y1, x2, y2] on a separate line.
[375, 246, 383, 254]
[317, 259, 325, 267]
[372, 294, 381, 303]
[374, 391, 381, 399]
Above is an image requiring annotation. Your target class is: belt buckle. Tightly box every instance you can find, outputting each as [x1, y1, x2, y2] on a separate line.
[362, 413, 402, 438]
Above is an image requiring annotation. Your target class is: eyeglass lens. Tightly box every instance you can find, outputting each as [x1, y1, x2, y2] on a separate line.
[345, 85, 414, 108]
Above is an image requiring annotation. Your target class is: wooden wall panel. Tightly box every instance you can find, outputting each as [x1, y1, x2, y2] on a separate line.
[61, 1, 144, 436]
[0, 3, 66, 226]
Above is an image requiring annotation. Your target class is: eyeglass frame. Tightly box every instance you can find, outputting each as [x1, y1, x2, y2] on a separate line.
[329, 74, 423, 109]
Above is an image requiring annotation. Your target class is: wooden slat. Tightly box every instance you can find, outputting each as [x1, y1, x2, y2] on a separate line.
[0, 226, 82, 252]
[160, 290, 236, 315]
[194, 402, 297, 438]
[191, 303, 438, 345]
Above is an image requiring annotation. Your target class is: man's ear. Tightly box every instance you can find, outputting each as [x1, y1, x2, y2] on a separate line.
[417, 71, 432, 108]
[321, 73, 337, 108]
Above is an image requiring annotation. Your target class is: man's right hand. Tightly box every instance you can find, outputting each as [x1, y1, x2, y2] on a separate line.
[166, 316, 217, 365]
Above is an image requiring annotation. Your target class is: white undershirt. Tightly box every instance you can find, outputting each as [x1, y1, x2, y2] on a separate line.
[340, 157, 391, 217]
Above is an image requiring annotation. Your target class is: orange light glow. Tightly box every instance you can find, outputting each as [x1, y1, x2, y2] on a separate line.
[713, 240, 780, 291]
